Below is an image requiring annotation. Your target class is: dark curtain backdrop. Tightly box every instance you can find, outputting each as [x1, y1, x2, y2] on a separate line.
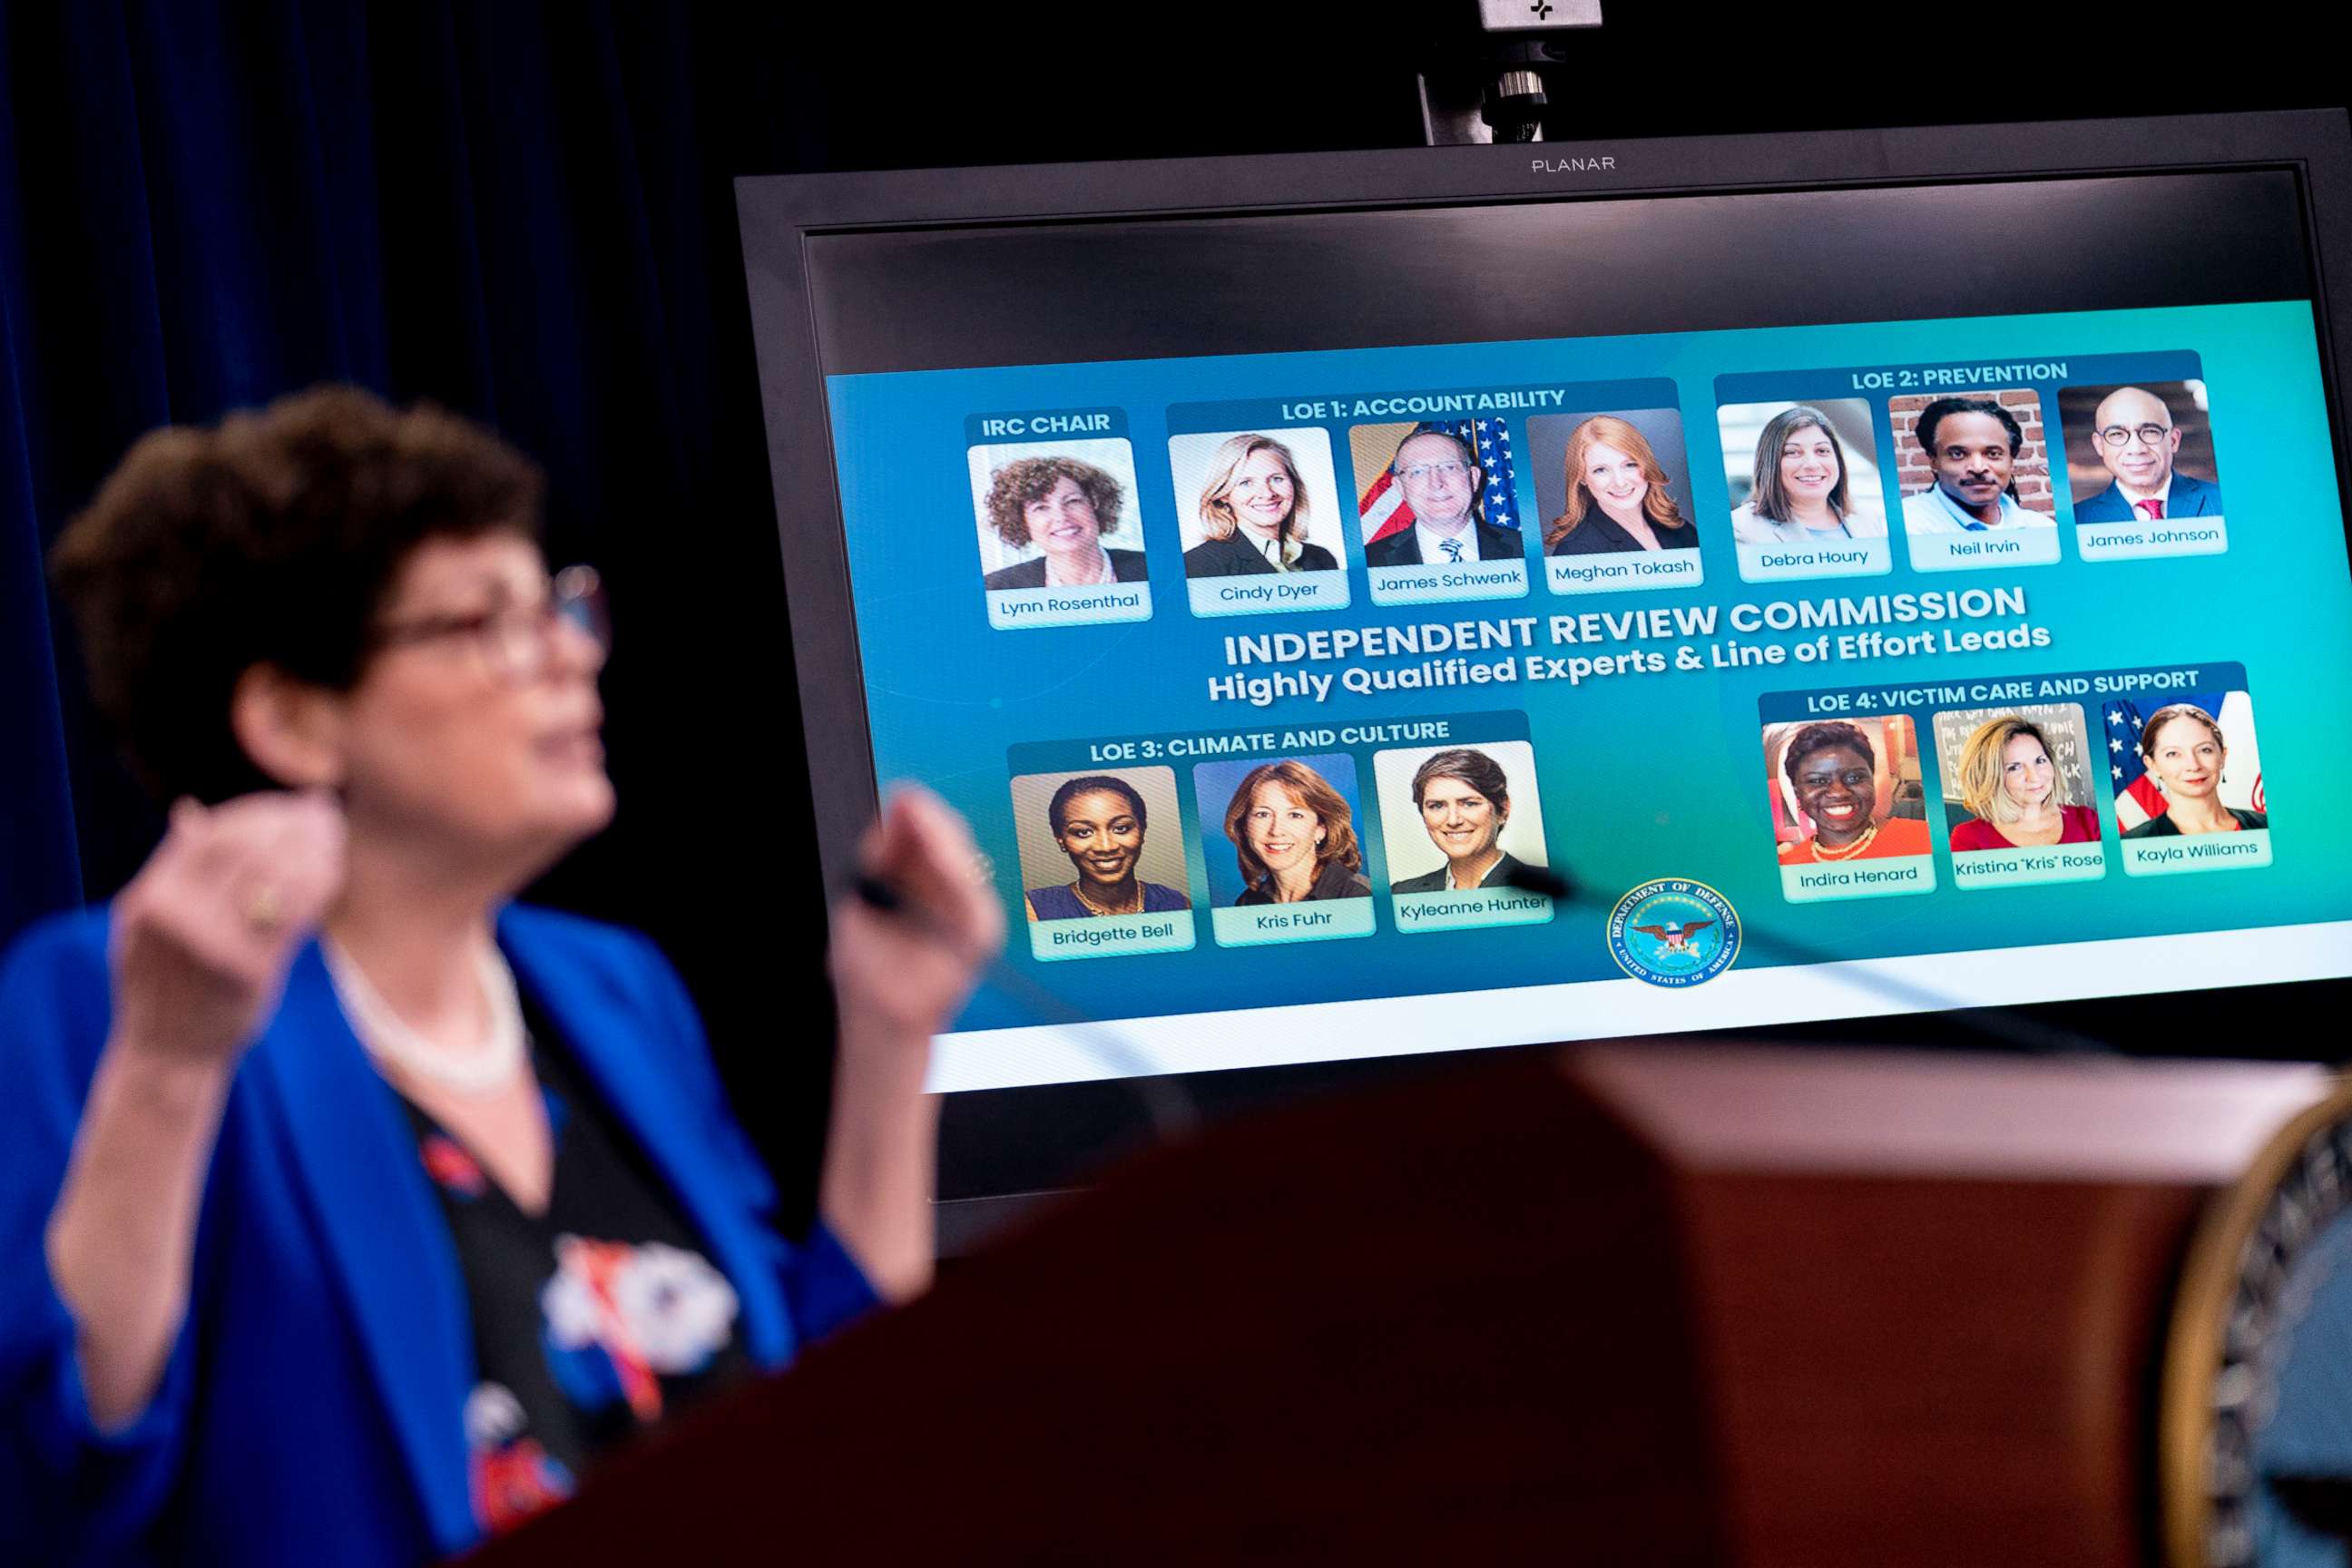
[0, 1, 857, 1200]
[0, 1, 2338, 1210]
[0, 0, 1431, 1213]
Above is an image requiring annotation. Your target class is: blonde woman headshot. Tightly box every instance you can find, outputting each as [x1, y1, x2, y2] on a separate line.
[1948, 715, 2100, 852]
[1182, 433, 1337, 578]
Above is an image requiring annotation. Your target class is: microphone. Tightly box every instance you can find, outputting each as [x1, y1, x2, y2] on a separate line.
[1495, 862, 2112, 1057]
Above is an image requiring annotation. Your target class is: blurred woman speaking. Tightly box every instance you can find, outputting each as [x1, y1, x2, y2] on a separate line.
[0, 389, 999, 1564]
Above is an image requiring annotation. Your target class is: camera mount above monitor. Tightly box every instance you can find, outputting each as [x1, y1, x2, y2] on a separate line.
[1416, 0, 1605, 146]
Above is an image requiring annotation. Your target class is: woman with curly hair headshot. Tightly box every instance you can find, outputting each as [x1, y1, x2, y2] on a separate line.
[980, 454, 1149, 590]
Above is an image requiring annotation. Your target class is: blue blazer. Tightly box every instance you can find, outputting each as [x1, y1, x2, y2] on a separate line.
[0, 905, 877, 1566]
[2073, 468, 2222, 524]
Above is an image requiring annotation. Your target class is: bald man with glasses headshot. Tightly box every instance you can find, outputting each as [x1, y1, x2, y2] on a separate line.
[2074, 385, 2224, 524]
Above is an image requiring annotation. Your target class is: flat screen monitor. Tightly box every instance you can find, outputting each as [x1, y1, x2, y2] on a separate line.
[737, 112, 2352, 1203]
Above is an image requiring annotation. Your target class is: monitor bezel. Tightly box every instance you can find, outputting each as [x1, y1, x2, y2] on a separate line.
[736, 109, 2352, 1206]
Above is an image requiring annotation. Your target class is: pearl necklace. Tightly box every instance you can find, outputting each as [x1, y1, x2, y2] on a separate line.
[321, 936, 528, 1096]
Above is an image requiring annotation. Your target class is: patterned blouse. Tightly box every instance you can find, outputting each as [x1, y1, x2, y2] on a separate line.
[397, 995, 756, 1535]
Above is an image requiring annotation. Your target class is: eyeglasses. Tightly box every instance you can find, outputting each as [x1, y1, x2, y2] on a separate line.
[2094, 424, 2172, 447]
[373, 565, 610, 683]
[1396, 460, 1471, 484]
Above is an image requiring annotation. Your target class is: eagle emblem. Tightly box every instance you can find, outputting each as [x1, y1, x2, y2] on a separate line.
[1632, 919, 1715, 953]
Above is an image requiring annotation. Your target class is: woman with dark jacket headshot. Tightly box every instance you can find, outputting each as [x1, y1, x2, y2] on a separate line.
[2122, 702, 2268, 838]
[1388, 748, 1538, 893]
[1222, 760, 1370, 903]
[1544, 416, 1698, 556]
[979, 454, 1148, 590]
[0, 388, 1000, 1564]
[1182, 433, 1338, 577]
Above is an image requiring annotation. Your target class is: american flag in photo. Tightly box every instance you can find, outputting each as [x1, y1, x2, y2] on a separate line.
[1360, 418, 1520, 544]
[2105, 700, 2166, 833]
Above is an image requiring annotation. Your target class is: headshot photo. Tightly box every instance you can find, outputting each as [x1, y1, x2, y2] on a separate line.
[1891, 392, 2057, 534]
[1719, 399, 1888, 544]
[2058, 379, 2223, 523]
[967, 437, 1150, 591]
[1349, 418, 1527, 567]
[1930, 705, 2101, 853]
[1764, 717, 1932, 864]
[1168, 427, 1344, 579]
[1193, 755, 1373, 906]
[2112, 693, 2268, 838]
[1008, 768, 1192, 922]
[1371, 742, 1550, 893]
[1525, 408, 1698, 557]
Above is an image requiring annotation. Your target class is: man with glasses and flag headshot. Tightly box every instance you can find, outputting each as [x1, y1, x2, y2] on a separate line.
[1361, 423, 1525, 566]
[2074, 385, 2224, 524]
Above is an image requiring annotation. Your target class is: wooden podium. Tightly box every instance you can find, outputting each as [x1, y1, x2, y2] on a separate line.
[472, 1044, 2328, 1566]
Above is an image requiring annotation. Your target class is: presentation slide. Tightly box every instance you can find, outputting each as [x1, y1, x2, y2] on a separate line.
[821, 301, 2352, 1092]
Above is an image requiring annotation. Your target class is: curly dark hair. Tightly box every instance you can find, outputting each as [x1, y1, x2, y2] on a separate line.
[1915, 396, 2023, 456]
[50, 385, 544, 803]
[983, 456, 1124, 548]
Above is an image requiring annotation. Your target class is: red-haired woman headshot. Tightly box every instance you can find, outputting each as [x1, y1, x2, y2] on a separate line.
[1544, 415, 1697, 556]
[0, 388, 1000, 1565]
[1221, 760, 1370, 903]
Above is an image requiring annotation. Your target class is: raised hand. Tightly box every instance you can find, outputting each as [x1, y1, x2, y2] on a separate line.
[827, 784, 1004, 1044]
[109, 790, 348, 1067]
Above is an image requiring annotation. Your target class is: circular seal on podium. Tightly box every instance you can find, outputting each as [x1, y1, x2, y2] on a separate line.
[2163, 1077, 2352, 1567]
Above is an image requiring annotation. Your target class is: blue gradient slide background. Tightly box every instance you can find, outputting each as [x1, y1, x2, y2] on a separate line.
[825, 302, 2352, 1036]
